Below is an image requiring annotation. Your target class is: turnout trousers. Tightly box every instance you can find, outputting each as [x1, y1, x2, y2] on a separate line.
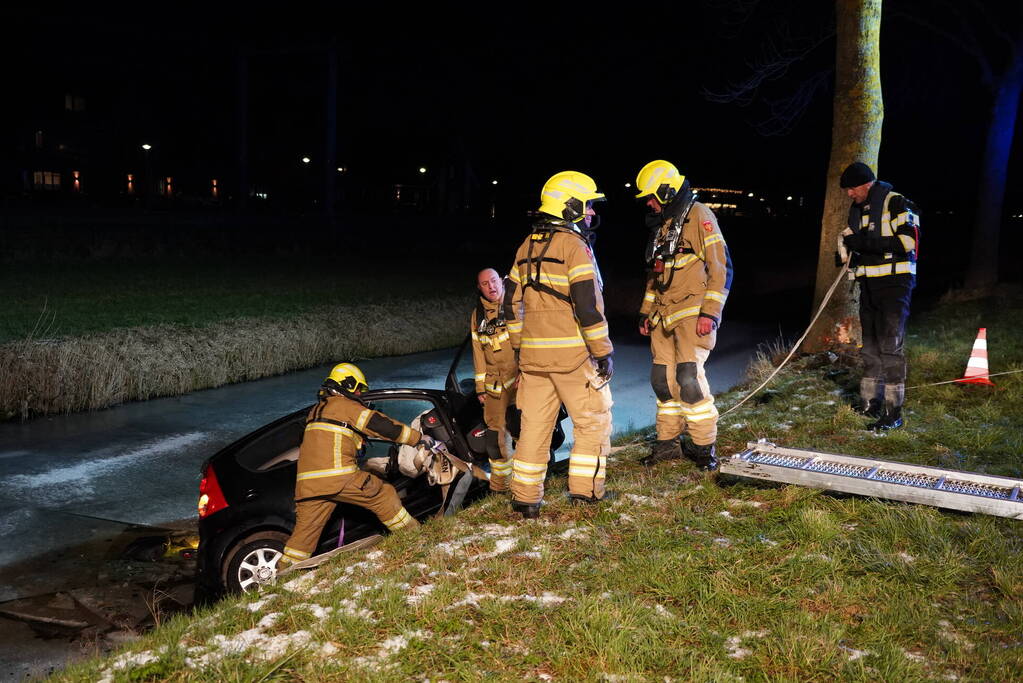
[650, 317, 718, 446]
[282, 471, 419, 562]
[858, 281, 912, 408]
[511, 361, 613, 505]
[484, 384, 516, 492]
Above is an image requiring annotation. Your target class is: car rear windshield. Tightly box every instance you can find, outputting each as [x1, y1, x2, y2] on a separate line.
[235, 418, 305, 472]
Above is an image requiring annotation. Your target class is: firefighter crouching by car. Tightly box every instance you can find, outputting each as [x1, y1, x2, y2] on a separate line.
[503, 171, 614, 519]
[471, 268, 518, 493]
[277, 363, 437, 570]
[636, 160, 732, 471]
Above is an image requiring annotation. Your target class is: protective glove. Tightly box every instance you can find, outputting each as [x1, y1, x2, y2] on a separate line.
[696, 314, 717, 337]
[638, 315, 651, 336]
[595, 355, 614, 382]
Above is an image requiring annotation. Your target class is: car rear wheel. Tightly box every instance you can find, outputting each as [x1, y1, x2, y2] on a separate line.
[222, 530, 289, 594]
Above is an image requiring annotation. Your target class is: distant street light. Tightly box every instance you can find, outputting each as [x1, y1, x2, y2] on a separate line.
[337, 167, 346, 173]
[786, 195, 793, 201]
[141, 143, 152, 151]
[624, 182, 632, 188]
[747, 192, 754, 198]
[491, 180, 498, 185]
[419, 167, 427, 174]
[301, 156, 311, 164]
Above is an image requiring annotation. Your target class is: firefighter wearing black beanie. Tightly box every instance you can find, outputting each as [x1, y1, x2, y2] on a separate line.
[837, 162, 920, 431]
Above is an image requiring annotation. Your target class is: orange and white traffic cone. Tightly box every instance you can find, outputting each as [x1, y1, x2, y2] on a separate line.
[955, 328, 995, 386]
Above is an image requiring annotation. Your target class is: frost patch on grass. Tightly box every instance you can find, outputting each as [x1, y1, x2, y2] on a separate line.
[718, 511, 733, 519]
[725, 630, 768, 659]
[282, 570, 319, 593]
[837, 644, 871, 661]
[516, 550, 543, 559]
[352, 629, 431, 672]
[293, 603, 332, 619]
[758, 535, 779, 547]
[713, 537, 732, 547]
[183, 609, 323, 667]
[617, 513, 636, 523]
[407, 583, 435, 605]
[98, 648, 165, 683]
[448, 591, 569, 609]
[903, 649, 928, 664]
[652, 603, 676, 619]
[898, 552, 916, 563]
[624, 494, 653, 504]
[434, 524, 520, 561]
[560, 527, 587, 540]
[938, 620, 975, 650]
[246, 594, 277, 612]
[804, 553, 832, 562]
[727, 499, 763, 508]
[334, 598, 376, 621]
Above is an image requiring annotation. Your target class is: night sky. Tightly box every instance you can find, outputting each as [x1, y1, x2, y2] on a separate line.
[5, 2, 1022, 275]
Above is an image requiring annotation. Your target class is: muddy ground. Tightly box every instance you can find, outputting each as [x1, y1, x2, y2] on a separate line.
[0, 521, 196, 681]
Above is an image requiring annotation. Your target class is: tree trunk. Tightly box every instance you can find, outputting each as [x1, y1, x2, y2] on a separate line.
[804, 0, 884, 352]
[964, 47, 1023, 292]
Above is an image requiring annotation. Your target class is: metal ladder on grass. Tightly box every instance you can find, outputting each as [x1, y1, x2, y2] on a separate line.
[722, 440, 1023, 519]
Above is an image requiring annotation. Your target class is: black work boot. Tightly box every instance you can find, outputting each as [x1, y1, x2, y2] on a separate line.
[567, 490, 617, 505]
[640, 439, 683, 466]
[686, 442, 719, 471]
[869, 384, 904, 430]
[869, 406, 903, 430]
[858, 398, 884, 419]
[511, 500, 542, 519]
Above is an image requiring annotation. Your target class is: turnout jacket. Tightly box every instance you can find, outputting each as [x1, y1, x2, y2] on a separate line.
[470, 295, 518, 397]
[843, 180, 919, 287]
[295, 393, 421, 499]
[504, 220, 613, 373]
[640, 202, 732, 331]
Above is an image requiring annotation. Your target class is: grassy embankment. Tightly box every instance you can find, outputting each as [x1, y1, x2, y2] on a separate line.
[56, 292, 1023, 681]
[0, 261, 472, 420]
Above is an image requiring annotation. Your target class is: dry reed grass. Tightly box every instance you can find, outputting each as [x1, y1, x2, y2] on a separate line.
[0, 295, 471, 420]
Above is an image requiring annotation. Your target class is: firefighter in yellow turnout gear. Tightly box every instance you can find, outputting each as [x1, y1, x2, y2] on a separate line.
[635, 161, 733, 470]
[471, 268, 518, 492]
[278, 363, 431, 570]
[503, 171, 614, 518]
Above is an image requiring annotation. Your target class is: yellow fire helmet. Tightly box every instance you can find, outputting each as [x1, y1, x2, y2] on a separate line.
[537, 171, 605, 223]
[324, 362, 369, 395]
[635, 160, 686, 204]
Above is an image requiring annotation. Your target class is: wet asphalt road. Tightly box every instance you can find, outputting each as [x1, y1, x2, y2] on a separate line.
[0, 320, 783, 601]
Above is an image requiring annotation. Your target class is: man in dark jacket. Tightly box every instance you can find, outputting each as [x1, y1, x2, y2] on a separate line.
[839, 162, 920, 430]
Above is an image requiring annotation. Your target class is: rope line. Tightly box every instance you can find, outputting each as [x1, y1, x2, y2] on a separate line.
[905, 368, 1023, 390]
[720, 262, 849, 418]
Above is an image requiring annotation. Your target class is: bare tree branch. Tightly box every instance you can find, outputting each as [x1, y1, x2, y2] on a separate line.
[889, 3, 994, 87]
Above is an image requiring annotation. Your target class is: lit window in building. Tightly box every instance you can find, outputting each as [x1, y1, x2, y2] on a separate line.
[35, 130, 43, 148]
[33, 171, 61, 190]
[164, 177, 173, 197]
[127, 173, 135, 194]
[73, 170, 81, 192]
[65, 94, 86, 112]
[211, 178, 218, 198]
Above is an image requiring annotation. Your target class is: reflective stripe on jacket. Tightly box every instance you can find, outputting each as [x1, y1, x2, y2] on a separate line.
[470, 295, 518, 396]
[295, 394, 422, 499]
[504, 222, 613, 372]
[846, 184, 919, 283]
[640, 202, 732, 331]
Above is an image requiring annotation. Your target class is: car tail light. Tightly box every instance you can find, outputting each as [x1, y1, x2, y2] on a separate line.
[198, 464, 229, 519]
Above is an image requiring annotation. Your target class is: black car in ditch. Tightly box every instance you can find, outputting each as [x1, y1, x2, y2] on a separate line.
[194, 338, 565, 600]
